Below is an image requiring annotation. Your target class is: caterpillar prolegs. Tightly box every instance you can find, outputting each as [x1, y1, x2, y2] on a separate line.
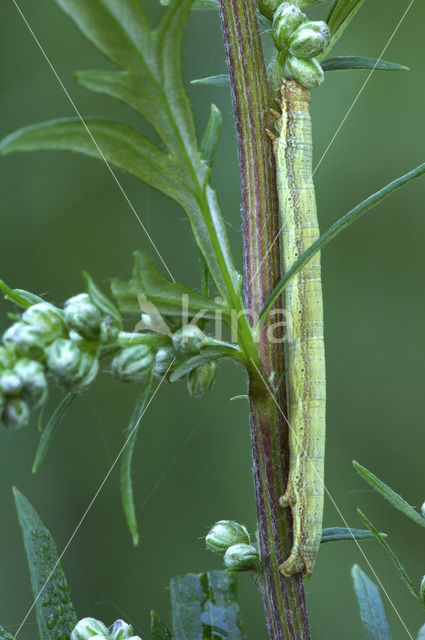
[270, 79, 326, 578]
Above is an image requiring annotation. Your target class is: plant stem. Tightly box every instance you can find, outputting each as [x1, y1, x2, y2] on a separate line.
[218, 1, 311, 638]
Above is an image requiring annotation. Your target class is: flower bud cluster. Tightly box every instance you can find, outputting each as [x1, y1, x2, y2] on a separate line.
[0, 293, 120, 430]
[71, 617, 141, 640]
[271, 2, 329, 88]
[205, 520, 259, 572]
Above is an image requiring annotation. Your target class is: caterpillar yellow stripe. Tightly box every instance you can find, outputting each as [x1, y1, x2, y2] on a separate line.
[271, 79, 326, 578]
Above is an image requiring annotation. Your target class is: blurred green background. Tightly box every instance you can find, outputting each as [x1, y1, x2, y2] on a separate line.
[1, 1, 424, 638]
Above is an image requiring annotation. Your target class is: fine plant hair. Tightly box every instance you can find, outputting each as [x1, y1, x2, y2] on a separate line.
[0, 1, 424, 640]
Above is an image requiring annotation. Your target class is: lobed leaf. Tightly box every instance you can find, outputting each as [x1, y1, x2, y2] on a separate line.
[32, 394, 75, 474]
[353, 461, 425, 528]
[111, 251, 229, 320]
[320, 527, 385, 543]
[150, 611, 173, 640]
[320, 0, 366, 59]
[321, 56, 408, 72]
[170, 570, 246, 640]
[120, 370, 153, 545]
[357, 509, 421, 604]
[352, 565, 392, 640]
[258, 162, 425, 327]
[13, 488, 77, 640]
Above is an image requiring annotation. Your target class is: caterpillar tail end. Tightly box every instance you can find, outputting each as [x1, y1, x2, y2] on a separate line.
[279, 491, 314, 578]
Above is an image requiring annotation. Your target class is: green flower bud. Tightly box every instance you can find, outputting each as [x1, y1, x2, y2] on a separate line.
[187, 361, 216, 397]
[0, 370, 22, 396]
[421, 502, 425, 518]
[288, 20, 330, 59]
[99, 317, 120, 344]
[22, 303, 65, 342]
[64, 294, 103, 341]
[272, 3, 305, 50]
[71, 618, 109, 640]
[206, 520, 250, 554]
[13, 358, 48, 407]
[153, 347, 175, 378]
[256, 0, 281, 20]
[3, 322, 46, 359]
[0, 346, 15, 370]
[111, 344, 154, 383]
[46, 339, 99, 392]
[172, 325, 206, 355]
[224, 543, 259, 572]
[285, 55, 324, 88]
[2, 398, 30, 430]
[111, 620, 140, 640]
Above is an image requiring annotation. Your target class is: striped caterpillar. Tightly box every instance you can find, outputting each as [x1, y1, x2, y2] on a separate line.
[269, 79, 326, 578]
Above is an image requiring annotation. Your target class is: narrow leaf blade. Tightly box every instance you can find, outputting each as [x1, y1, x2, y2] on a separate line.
[191, 74, 231, 86]
[321, 0, 365, 59]
[0, 280, 45, 309]
[353, 461, 425, 528]
[357, 509, 420, 603]
[321, 527, 385, 543]
[150, 611, 172, 640]
[170, 570, 246, 640]
[352, 565, 392, 640]
[32, 394, 75, 473]
[258, 162, 425, 327]
[121, 370, 153, 545]
[160, 0, 219, 8]
[321, 56, 408, 72]
[200, 104, 222, 166]
[83, 271, 122, 327]
[13, 488, 77, 640]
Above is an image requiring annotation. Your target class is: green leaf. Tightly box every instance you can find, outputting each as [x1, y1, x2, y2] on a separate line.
[83, 271, 122, 327]
[0, 279, 46, 309]
[352, 565, 392, 640]
[418, 624, 425, 640]
[353, 461, 425, 528]
[200, 104, 223, 166]
[32, 394, 75, 474]
[121, 369, 153, 546]
[170, 570, 246, 640]
[321, 56, 408, 72]
[258, 161, 425, 328]
[0, 626, 13, 640]
[150, 611, 173, 640]
[357, 509, 421, 604]
[191, 74, 231, 86]
[321, 527, 385, 543]
[161, 0, 219, 7]
[320, 0, 366, 59]
[13, 488, 77, 640]
[111, 251, 229, 320]
[169, 344, 242, 382]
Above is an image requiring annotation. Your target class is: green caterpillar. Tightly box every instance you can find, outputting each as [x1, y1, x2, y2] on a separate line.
[270, 79, 326, 577]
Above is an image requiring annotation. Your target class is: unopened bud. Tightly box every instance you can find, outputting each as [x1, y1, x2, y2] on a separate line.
[0, 370, 22, 396]
[2, 398, 30, 430]
[22, 303, 65, 342]
[172, 325, 206, 355]
[64, 294, 103, 341]
[71, 618, 109, 640]
[256, 0, 281, 20]
[421, 502, 425, 518]
[224, 543, 259, 572]
[111, 345, 154, 383]
[46, 339, 99, 392]
[285, 55, 324, 88]
[153, 347, 175, 378]
[272, 3, 305, 50]
[3, 322, 46, 359]
[99, 317, 120, 344]
[187, 361, 216, 397]
[111, 620, 140, 640]
[14, 358, 48, 407]
[288, 20, 330, 59]
[206, 520, 250, 554]
[0, 346, 15, 370]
